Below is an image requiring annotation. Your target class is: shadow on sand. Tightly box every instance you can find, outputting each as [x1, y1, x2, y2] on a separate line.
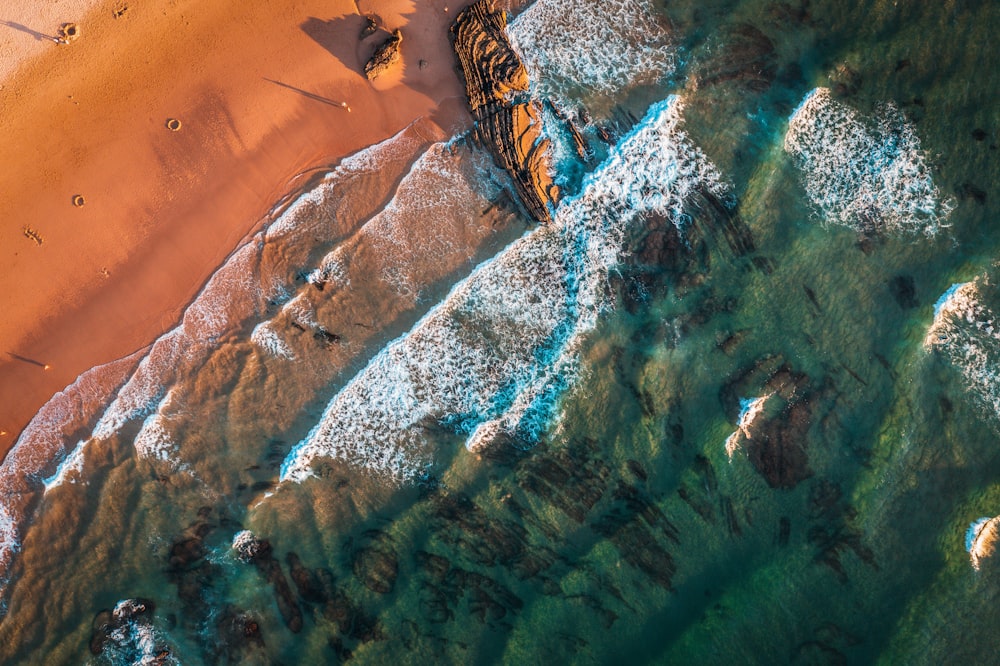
[1, 20, 60, 43]
[264, 78, 351, 110]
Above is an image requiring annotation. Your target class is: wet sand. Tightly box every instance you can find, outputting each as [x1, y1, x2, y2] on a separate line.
[0, 0, 473, 459]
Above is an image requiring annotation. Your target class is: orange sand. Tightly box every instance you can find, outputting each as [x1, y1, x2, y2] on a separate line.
[0, 0, 474, 460]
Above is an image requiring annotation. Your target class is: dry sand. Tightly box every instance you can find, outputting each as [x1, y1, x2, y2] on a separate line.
[0, 0, 474, 460]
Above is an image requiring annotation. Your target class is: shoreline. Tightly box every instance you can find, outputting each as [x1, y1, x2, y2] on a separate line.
[0, 0, 474, 461]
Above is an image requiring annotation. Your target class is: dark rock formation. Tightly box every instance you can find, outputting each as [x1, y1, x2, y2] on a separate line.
[695, 23, 777, 93]
[518, 438, 610, 523]
[413, 550, 523, 628]
[89, 599, 177, 665]
[351, 529, 399, 594]
[232, 531, 303, 633]
[889, 275, 918, 308]
[451, 0, 558, 222]
[365, 29, 402, 80]
[722, 357, 816, 489]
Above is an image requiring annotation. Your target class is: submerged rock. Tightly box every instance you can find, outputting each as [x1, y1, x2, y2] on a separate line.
[232, 530, 268, 564]
[967, 516, 1000, 570]
[723, 360, 815, 489]
[351, 530, 399, 594]
[365, 29, 403, 80]
[694, 23, 777, 93]
[89, 598, 171, 663]
[451, 0, 559, 222]
[232, 531, 303, 632]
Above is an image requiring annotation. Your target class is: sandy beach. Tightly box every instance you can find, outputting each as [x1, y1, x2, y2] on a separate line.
[0, 0, 473, 460]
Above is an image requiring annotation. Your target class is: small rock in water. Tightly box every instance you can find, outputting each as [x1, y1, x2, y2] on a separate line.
[232, 530, 268, 564]
[967, 516, 1000, 570]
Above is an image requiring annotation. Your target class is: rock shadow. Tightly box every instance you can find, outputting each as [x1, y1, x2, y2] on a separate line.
[302, 15, 387, 77]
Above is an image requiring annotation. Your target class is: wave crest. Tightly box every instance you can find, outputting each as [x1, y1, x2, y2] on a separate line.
[784, 87, 953, 235]
[280, 95, 728, 484]
[508, 0, 676, 103]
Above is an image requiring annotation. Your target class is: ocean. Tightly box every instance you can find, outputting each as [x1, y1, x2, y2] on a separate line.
[1, 0, 999, 662]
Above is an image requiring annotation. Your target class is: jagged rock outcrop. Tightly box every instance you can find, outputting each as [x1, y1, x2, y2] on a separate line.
[451, 1, 558, 223]
[365, 29, 403, 80]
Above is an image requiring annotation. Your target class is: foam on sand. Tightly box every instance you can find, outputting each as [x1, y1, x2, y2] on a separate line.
[926, 279, 1000, 421]
[784, 87, 953, 235]
[280, 95, 729, 485]
[507, 0, 676, 102]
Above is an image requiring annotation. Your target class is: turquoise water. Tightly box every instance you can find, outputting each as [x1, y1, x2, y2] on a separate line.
[1, 0, 998, 663]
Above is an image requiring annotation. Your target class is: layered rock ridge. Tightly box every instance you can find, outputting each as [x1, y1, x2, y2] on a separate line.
[451, 0, 558, 223]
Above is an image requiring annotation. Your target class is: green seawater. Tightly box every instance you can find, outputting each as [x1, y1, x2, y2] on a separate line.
[1, 0, 998, 663]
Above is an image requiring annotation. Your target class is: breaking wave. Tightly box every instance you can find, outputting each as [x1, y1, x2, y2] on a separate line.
[0, 124, 435, 608]
[507, 0, 676, 103]
[725, 395, 771, 458]
[784, 87, 953, 235]
[926, 278, 1000, 420]
[280, 95, 728, 484]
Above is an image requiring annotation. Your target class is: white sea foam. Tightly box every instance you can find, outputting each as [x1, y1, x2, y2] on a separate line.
[280, 95, 728, 484]
[934, 283, 966, 317]
[41, 441, 86, 493]
[99, 599, 176, 666]
[507, 0, 676, 102]
[0, 503, 18, 572]
[134, 414, 175, 464]
[926, 279, 1000, 420]
[92, 330, 184, 441]
[784, 87, 953, 235]
[250, 321, 296, 360]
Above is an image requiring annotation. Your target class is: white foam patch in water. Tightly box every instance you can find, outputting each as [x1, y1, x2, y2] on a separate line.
[100, 599, 176, 666]
[725, 395, 771, 458]
[308, 256, 349, 292]
[784, 87, 953, 235]
[280, 95, 728, 484]
[134, 414, 175, 464]
[934, 282, 966, 317]
[507, 0, 676, 101]
[926, 279, 1000, 420]
[41, 440, 86, 493]
[0, 503, 18, 570]
[132, 390, 185, 467]
[92, 330, 184, 441]
[250, 321, 295, 360]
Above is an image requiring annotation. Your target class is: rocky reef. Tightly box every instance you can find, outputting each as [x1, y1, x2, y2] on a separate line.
[451, 0, 558, 223]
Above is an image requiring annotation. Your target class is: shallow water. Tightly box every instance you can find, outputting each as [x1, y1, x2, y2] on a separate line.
[1, 0, 999, 663]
